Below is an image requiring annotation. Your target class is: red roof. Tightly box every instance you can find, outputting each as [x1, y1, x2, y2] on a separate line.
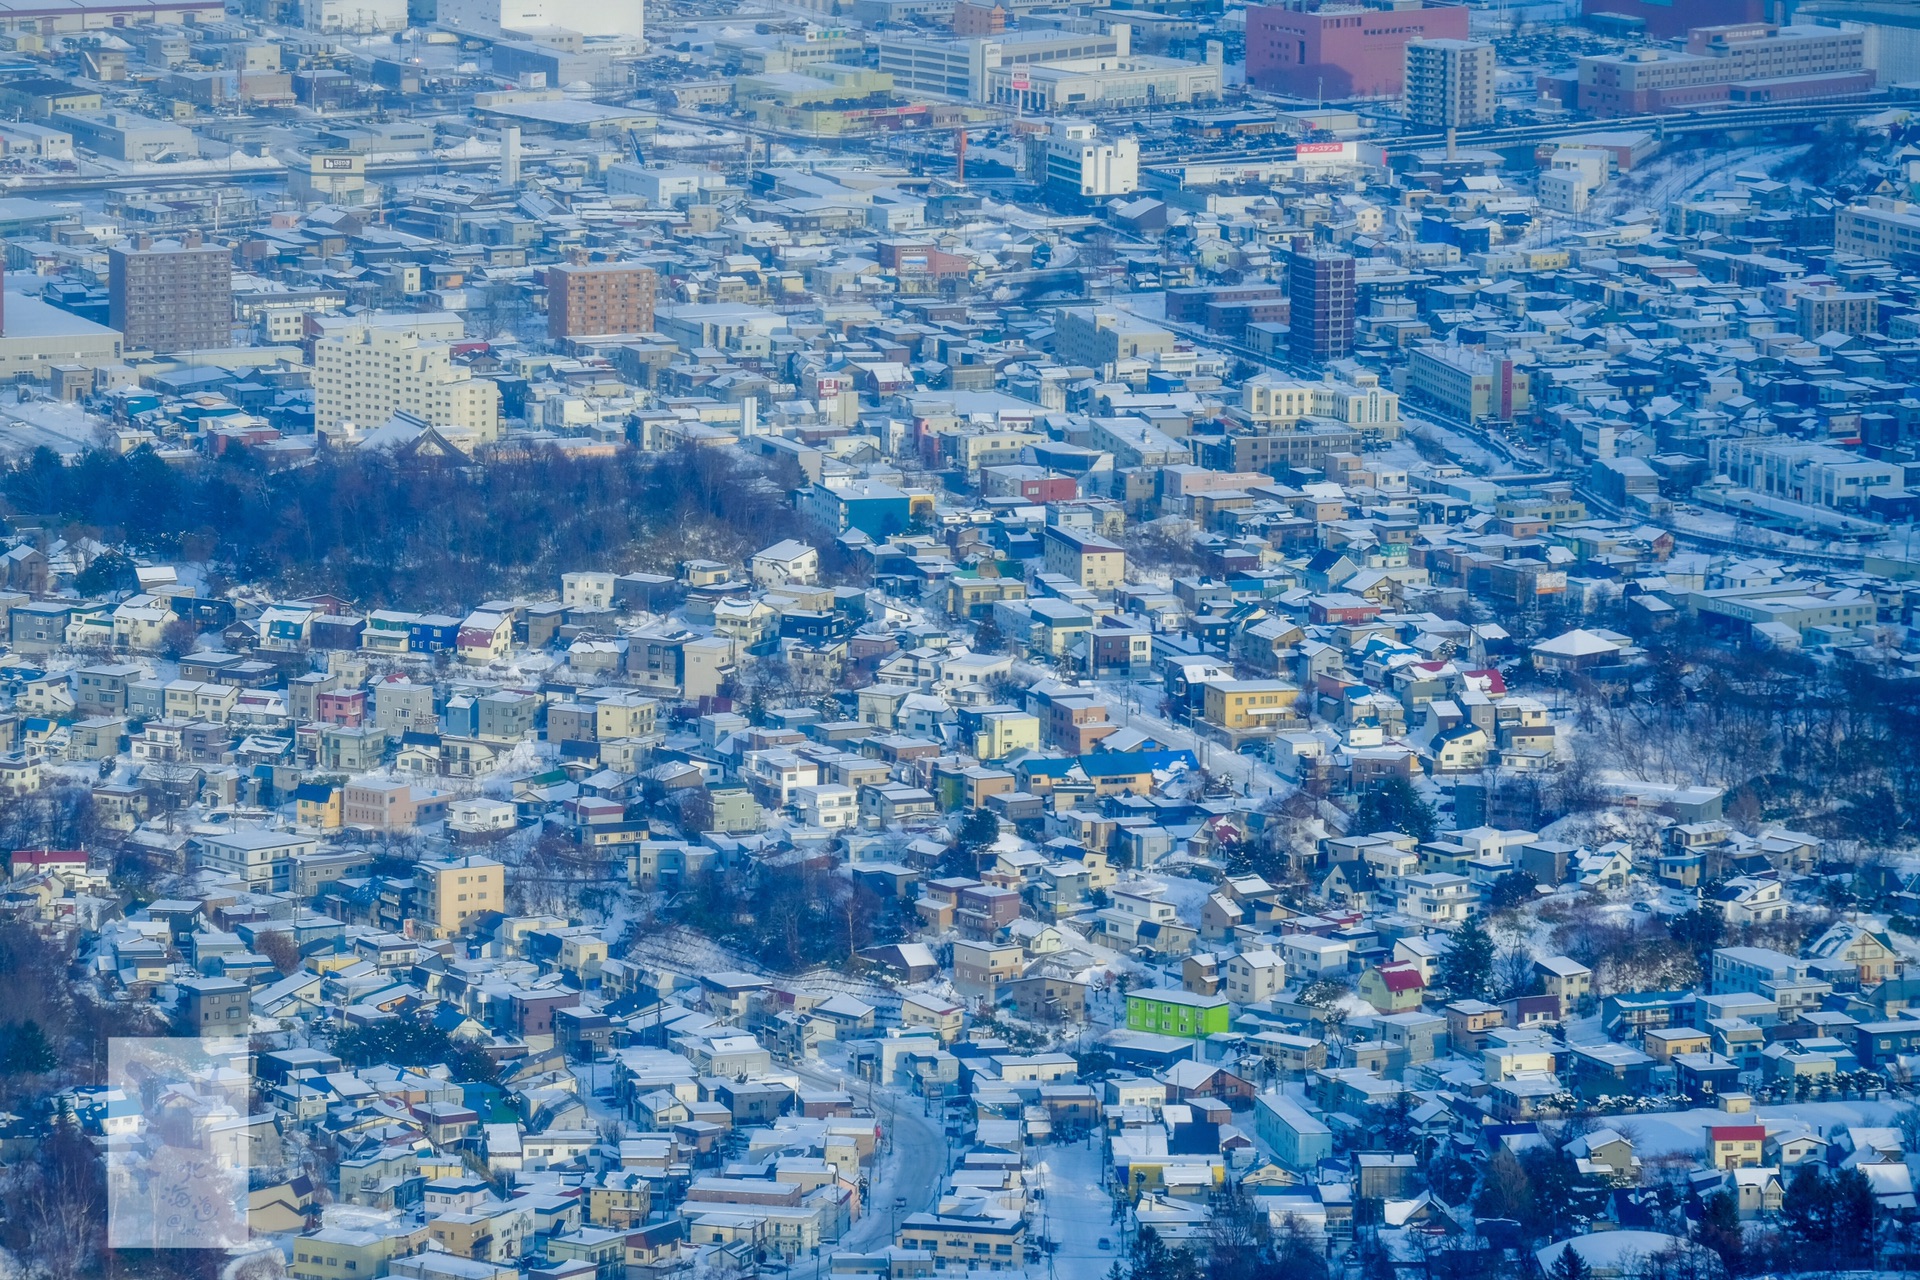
[1465, 668, 1508, 694]
[1379, 965, 1426, 992]
[1710, 1126, 1766, 1142]
[11, 849, 86, 868]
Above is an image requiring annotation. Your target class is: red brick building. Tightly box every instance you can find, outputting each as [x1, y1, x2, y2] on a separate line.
[1245, 2, 1470, 100]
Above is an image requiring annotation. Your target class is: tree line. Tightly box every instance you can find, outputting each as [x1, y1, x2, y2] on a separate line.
[0, 443, 831, 611]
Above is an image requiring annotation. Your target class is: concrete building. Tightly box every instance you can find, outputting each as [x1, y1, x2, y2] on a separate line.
[1837, 194, 1920, 260]
[985, 53, 1222, 114]
[1404, 37, 1494, 127]
[877, 24, 1128, 101]
[1032, 120, 1139, 196]
[418, 854, 505, 938]
[304, 0, 408, 32]
[195, 829, 318, 893]
[56, 108, 197, 161]
[1054, 305, 1173, 370]
[313, 317, 501, 442]
[108, 233, 232, 353]
[1246, 1, 1471, 99]
[1288, 247, 1355, 368]
[548, 261, 658, 339]
[1706, 439, 1902, 510]
[0, 294, 121, 378]
[1575, 23, 1870, 115]
[1406, 344, 1530, 422]
[437, 0, 644, 38]
[1796, 284, 1878, 337]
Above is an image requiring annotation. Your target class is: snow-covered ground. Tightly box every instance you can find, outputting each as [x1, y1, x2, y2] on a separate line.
[1030, 1133, 1123, 1271]
[0, 395, 108, 458]
[1612, 1098, 1908, 1158]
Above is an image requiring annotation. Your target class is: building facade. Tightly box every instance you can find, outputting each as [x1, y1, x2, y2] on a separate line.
[108, 233, 232, 352]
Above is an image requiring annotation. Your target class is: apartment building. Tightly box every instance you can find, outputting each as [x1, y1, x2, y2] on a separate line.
[1053, 305, 1173, 370]
[108, 232, 232, 352]
[1405, 37, 1495, 127]
[313, 317, 500, 442]
[1406, 344, 1531, 422]
[1040, 525, 1125, 590]
[547, 261, 658, 339]
[418, 854, 505, 938]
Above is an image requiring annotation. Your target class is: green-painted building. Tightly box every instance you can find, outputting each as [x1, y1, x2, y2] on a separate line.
[1125, 989, 1231, 1039]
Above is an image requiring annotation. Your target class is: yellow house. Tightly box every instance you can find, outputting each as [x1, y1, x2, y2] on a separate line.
[418, 854, 505, 938]
[972, 710, 1040, 761]
[899, 994, 964, 1043]
[558, 929, 608, 981]
[594, 693, 658, 740]
[296, 781, 344, 829]
[895, 1213, 1025, 1268]
[1202, 680, 1296, 732]
[456, 610, 513, 664]
[289, 1220, 428, 1280]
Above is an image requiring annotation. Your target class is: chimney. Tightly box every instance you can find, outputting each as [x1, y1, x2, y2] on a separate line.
[502, 125, 521, 187]
[183, 230, 202, 249]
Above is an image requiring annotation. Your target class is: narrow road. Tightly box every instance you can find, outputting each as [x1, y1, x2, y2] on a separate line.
[796, 1058, 949, 1252]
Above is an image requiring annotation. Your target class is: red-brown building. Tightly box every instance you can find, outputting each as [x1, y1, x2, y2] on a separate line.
[1245, 2, 1470, 99]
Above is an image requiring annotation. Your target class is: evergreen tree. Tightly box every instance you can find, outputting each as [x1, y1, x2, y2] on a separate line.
[1439, 917, 1495, 1000]
[0, 1020, 54, 1075]
[1547, 1246, 1592, 1280]
[1693, 1189, 1743, 1276]
[1781, 1163, 1837, 1264]
[972, 614, 1007, 654]
[1352, 776, 1436, 843]
[1830, 1167, 1878, 1268]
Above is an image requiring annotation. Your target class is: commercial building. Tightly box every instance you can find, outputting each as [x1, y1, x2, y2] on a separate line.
[1287, 247, 1355, 368]
[1032, 120, 1139, 197]
[1406, 344, 1530, 422]
[437, 0, 643, 38]
[55, 108, 196, 161]
[304, 0, 408, 32]
[1574, 23, 1870, 115]
[1837, 194, 1920, 259]
[0, 295, 122, 378]
[1404, 37, 1494, 127]
[877, 24, 1129, 101]
[313, 316, 501, 442]
[1579, 0, 1768, 39]
[984, 53, 1223, 114]
[0, 0, 222, 35]
[548, 261, 658, 339]
[108, 233, 232, 353]
[1246, 1, 1471, 99]
[1706, 439, 1902, 510]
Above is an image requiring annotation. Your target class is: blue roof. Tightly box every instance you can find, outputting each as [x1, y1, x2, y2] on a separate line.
[1077, 749, 1198, 778]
